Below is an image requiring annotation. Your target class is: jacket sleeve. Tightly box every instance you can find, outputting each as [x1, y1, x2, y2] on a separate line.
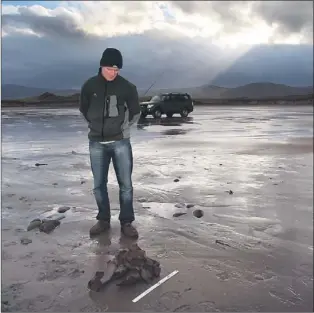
[79, 81, 90, 122]
[126, 84, 141, 126]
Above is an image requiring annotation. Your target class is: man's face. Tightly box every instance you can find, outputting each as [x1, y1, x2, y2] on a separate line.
[101, 66, 119, 81]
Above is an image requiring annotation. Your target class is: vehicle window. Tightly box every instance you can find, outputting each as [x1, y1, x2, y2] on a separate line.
[176, 95, 185, 101]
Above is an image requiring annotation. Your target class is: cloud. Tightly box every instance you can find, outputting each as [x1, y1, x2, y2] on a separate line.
[170, 1, 313, 44]
[1, 1, 313, 89]
[252, 1, 313, 44]
[2, 1, 169, 39]
[2, 4, 86, 38]
[2, 1, 313, 44]
[253, 1, 313, 33]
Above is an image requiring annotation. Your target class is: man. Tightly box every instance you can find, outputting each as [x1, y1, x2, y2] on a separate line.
[79, 48, 141, 238]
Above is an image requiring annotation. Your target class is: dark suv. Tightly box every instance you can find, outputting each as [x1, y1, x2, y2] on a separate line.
[140, 92, 194, 118]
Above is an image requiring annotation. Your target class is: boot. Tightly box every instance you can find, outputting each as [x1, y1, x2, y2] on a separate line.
[121, 223, 138, 238]
[90, 220, 110, 236]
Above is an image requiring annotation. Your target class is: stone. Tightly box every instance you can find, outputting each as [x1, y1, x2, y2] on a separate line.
[88, 271, 106, 292]
[39, 219, 61, 234]
[193, 209, 204, 218]
[114, 244, 161, 286]
[215, 239, 231, 247]
[87, 243, 161, 291]
[117, 271, 142, 286]
[173, 212, 187, 217]
[57, 206, 70, 213]
[254, 274, 264, 281]
[27, 219, 42, 231]
[20, 237, 32, 245]
[138, 198, 147, 203]
[175, 203, 185, 209]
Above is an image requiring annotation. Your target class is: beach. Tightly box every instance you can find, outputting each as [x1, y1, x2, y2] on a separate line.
[1, 105, 313, 312]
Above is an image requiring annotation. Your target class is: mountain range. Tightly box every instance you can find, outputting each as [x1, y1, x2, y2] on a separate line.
[3, 40, 313, 91]
[1, 84, 78, 100]
[2, 82, 312, 100]
[145, 83, 313, 99]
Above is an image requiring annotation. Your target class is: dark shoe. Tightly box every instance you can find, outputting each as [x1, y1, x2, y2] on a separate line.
[90, 220, 110, 236]
[121, 223, 138, 238]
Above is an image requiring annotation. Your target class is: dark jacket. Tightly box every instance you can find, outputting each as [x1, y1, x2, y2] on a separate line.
[79, 73, 141, 142]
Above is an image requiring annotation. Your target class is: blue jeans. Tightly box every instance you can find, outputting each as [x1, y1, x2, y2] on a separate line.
[89, 138, 134, 225]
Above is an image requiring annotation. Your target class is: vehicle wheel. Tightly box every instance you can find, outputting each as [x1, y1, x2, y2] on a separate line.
[141, 112, 148, 118]
[166, 113, 173, 118]
[180, 108, 189, 117]
[153, 108, 162, 119]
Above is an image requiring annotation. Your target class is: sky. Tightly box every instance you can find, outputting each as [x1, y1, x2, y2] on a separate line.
[1, 1, 313, 89]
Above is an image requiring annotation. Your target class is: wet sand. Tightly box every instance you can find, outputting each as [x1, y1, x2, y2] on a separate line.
[1, 105, 313, 312]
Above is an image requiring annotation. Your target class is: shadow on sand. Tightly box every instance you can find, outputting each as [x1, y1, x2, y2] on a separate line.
[137, 116, 195, 136]
[137, 116, 194, 128]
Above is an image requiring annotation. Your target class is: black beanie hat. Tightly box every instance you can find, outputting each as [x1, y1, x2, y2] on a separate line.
[100, 48, 123, 69]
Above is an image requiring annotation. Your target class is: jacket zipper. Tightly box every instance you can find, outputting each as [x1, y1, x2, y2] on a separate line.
[106, 97, 110, 117]
[102, 83, 108, 140]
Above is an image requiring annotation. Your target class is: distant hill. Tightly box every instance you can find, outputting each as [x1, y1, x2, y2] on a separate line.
[144, 85, 228, 98]
[1, 82, 312, 101]
[1, 84, 78, 100]
[2, 90, 313, 108]
[147, 83, 313, 99]
[221, 83, 313, 99]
